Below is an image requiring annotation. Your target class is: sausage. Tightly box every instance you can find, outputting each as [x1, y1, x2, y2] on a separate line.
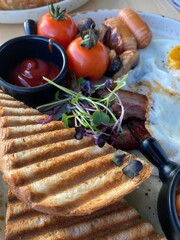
[113, 49, 139, 79]
[104, 17, 137, 54]
[118, 8, 152, 48]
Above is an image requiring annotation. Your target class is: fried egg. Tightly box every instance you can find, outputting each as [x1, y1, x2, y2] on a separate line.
[124, 38, 180, 169]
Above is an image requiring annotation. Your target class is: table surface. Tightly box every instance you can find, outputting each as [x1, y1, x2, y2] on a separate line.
[0, 0, 179, 45]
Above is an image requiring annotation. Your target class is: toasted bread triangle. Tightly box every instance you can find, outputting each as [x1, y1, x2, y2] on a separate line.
[5, 190, 166, 240]
[0, 90, 152, 216]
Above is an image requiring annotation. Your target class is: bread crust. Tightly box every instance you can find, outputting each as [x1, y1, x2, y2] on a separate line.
[0, 0, 60, 10]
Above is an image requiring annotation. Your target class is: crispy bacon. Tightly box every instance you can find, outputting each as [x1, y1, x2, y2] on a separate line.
[98, 89, 148, 121]
[110, 122, 139, 150]
[97, 89, 149, 150]
[111, 118, 150, 150]
[115, 89, 148, 120]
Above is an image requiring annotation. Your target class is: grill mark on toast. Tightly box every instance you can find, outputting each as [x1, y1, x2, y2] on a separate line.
[7, 201, 41, 221]
[6, 197, 139, 239]
[7, 195, 128, 222]
[9, 145, 114, 186]
[38, 210, 141, 240]
[6, 193, 163, 240]
[0, 107, 42, 116]
[0, 91, 16, 100]
[7, 193, 19, 203]
[39, 162, 150, 216]
[2, 128, 76, 154]
[33, 168, 125, 214]
[0, 115, 49, 127]
[76, 218, 143, 240]
[0, 121, 65, 140]
[96, 222, 156, 240]
[4, 137, 95, 170]
[6, 216, 141, 240]
[18, 153, 115, 202]
[0, 99, 27, 108]
[72, 163, 151, 216]
[6, 197, 131, 240]
[6, 218, 161, 240]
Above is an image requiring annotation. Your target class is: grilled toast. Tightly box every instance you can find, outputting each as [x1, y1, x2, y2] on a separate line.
[0, 90, 152, 216]
[6, 190, 166, 240]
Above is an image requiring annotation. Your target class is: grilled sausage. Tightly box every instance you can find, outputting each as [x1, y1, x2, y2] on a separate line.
[118, 8, 152, 48]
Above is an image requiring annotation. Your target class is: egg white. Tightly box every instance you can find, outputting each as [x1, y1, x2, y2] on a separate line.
[124, 38, 180, 168]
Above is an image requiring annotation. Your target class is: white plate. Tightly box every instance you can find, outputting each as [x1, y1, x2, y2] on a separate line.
[0, 9, 180, 239]
[0, 0, 89, 24]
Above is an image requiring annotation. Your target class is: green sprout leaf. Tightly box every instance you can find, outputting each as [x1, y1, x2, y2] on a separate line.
[61, 113, 69, 127]
[55, 90, 61, 101]
[71, 93, 81, 104]
[93, 111, 110, 126]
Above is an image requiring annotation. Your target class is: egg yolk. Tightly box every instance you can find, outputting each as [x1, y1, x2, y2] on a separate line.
[168, 45, 180, 70]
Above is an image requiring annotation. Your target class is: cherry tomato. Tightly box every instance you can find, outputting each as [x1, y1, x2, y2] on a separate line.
[37, 6, 78, 49]
[66, 37, 109, 81]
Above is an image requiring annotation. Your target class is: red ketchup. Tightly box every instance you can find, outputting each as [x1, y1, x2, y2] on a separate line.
[8, 58, 60, 87]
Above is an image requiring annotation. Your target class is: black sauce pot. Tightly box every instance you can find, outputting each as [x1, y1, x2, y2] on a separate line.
[0, 19, 68, 108]
[140, 137, 180, 240]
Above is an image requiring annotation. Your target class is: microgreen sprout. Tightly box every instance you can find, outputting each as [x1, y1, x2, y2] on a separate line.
[37, 74, 128, 147]
[113, 150, 126, 166]
[122, 160, 143, 179]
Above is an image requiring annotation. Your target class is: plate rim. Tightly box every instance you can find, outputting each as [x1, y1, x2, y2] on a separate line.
[72, 8, 180, 24]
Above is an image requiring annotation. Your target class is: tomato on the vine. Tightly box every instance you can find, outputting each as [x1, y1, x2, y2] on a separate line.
[37, 3, 78, 49]
[66, 31, 109, 81]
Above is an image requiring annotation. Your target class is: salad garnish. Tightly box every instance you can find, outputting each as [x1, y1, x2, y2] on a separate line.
[37, 74, 127, 148]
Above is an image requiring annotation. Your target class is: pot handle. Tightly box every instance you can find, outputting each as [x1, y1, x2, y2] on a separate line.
[24, 19, 37, 35]
[140, 137, 178, 182]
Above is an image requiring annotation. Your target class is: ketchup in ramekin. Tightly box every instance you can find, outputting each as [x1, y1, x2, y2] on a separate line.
[8, 58, 60, 87]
